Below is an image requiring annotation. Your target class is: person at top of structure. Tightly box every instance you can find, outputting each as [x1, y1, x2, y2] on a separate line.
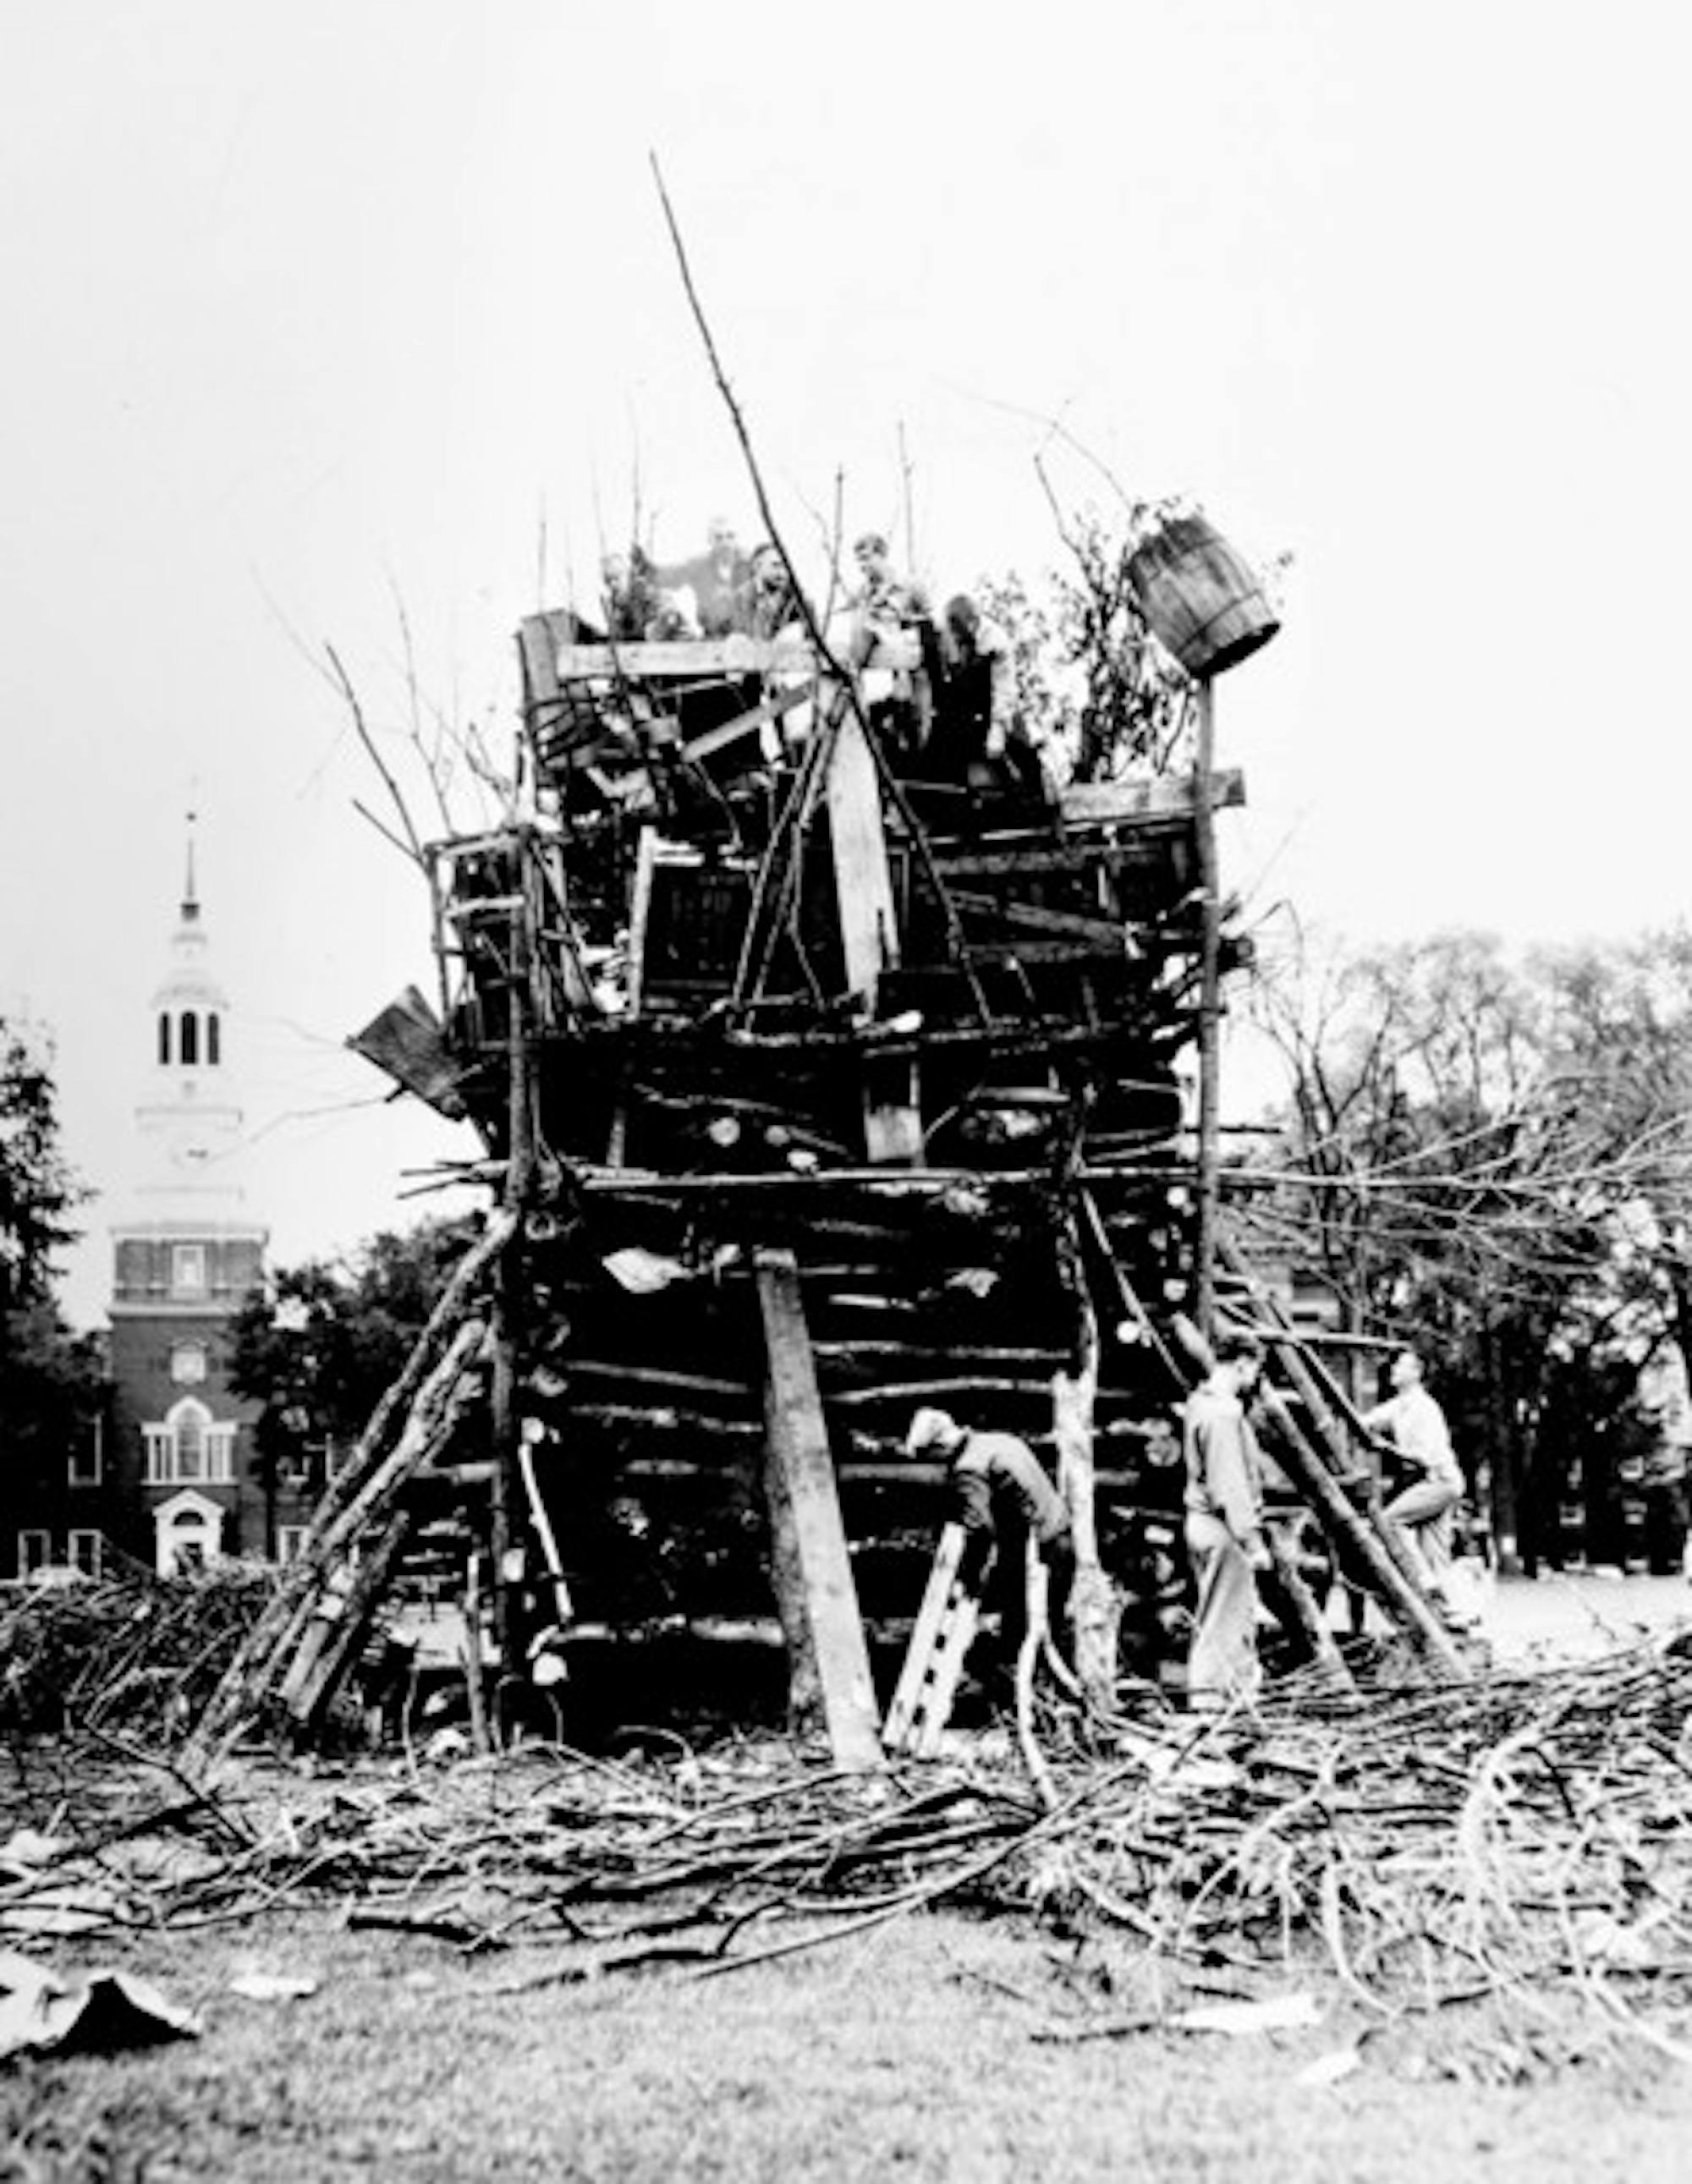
[847, 531, 930, 664]
[1182, 1332, 1271, 1712]
[920, 592, 1040, 793]
[1363, 1349, 1468, 1607]
[738, 541, 810, 641]
[689, 516, 751, 639]
[600, 547, 659, 641]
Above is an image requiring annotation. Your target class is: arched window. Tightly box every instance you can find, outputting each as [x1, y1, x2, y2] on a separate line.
[173, 1399, 206, 1479]
[207, 1012, 221, 1066]
[157, 1012, 171, 1065]
[179, 1011, 199, 1066]
[143, 1397, 234, 1485]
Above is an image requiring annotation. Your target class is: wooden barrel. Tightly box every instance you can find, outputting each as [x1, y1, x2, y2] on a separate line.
[1125, 514, 1280, 680]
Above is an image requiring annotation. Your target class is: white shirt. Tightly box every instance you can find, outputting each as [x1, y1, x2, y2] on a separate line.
[1366, 1386, 1462, 1490]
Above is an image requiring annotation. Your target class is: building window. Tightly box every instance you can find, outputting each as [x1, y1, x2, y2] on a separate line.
[172, 1244, 206, 1297]
[158, 1012, 172, 1065]
[69, 1419, 102, 1487]
[179, 1010, 199, 1066]
[169, 1342, 208, 1386]
[277, 1527, 309, 1566]
[68, 1531, 103, 1578]
[144, 1398, 235, 1484]
[207, 1012, 221, 1066]
[18, 1531, 51, 1578]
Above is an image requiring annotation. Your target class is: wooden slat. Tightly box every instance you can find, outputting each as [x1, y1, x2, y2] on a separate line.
[755, 1248, 884, 1770]
[1058, 767, 1245, 828]
[822, 708, 923, 1164]
[554, 639, 816, 680]
[882, 1524, 978, 1757]
[949, 891, 1127, 947]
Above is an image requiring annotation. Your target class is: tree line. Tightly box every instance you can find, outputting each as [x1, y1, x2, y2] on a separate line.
[1243, 919, 1692, 1571]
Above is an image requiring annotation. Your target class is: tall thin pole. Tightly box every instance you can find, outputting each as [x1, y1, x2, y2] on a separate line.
[1192, 678, 1222, 1338]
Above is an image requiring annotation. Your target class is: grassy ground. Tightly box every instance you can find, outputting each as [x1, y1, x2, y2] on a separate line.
[7, 1896, 1692, 2182]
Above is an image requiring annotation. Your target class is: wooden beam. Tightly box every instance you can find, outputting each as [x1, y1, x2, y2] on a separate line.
[1058, 767, 1245, 828]
[824, 707, 923, 1163]
[826, 709, 898, 1015]
[553, 637, 816, 680]
[949, 891, 1127, 947]
[755, 1248, 884, 1770]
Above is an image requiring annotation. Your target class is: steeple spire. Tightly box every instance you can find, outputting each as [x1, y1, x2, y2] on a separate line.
[182, 808, 200, 925]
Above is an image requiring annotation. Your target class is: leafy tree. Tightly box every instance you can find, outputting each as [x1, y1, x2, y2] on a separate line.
[0, 1299, 104, 1501]
[1533, 927, 1692, 1369]
[0, 1023, 103, 1539]
[0, 1021, 86, 1310]
[979, 502, 1200, 785]
[1243, 921, 1692, 1565]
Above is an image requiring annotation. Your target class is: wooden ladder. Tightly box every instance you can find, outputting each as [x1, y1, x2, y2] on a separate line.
[882, 1523, 980, 1757]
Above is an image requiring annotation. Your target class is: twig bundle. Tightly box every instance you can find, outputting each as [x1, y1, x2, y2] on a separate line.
[8, 1630, 1692, 2073]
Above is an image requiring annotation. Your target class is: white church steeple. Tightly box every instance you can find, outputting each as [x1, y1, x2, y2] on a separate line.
[134, 816, 245, 1206]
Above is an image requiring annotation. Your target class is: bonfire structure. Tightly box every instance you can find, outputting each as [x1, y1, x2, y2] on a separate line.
[188, 502, 1475, 1776]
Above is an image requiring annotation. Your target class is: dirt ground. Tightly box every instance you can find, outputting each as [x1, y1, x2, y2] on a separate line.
[6, 1572, 1692, 2183]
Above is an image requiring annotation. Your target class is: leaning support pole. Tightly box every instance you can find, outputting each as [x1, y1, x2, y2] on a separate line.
[1052, 1200, 1119, 1709]
[1255, 1383, 1466, 1675]
[1215, 1236, 1467, 1631]
[1173, 1312, 1465, 1676]
[275, 1319, 492, 1731]
[184, 1210, 518, 1771]
[1264, 1516, 1356, 1692]
[1191, 676, 1222, 1340]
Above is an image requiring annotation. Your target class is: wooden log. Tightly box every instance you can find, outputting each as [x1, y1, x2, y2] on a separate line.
[755, 1248, 883, 1770]
[277, 1509, 414, 1729]
[1263, 1515, 1355, 1692]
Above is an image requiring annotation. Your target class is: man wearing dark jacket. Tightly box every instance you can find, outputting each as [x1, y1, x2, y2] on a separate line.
[904, 1407, 1074, 1646]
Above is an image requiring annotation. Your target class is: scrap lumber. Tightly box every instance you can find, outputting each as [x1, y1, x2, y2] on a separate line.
[882, 1523, 978, 1757]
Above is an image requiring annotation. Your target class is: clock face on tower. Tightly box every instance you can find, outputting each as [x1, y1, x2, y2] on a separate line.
[170, 1342, 208, 1386]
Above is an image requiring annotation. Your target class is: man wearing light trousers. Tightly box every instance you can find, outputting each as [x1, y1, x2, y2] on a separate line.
[1183, 1334, 1272, 1711]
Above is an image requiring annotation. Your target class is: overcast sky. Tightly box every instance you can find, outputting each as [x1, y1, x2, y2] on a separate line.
[3, 3, 1687, 1328]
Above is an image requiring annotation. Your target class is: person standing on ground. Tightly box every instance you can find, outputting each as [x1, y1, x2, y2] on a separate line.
[904, 1406, 1074, 1665]
[1183, 1334, 1271, 1710]
[1364, 1350, 1464, 1597]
